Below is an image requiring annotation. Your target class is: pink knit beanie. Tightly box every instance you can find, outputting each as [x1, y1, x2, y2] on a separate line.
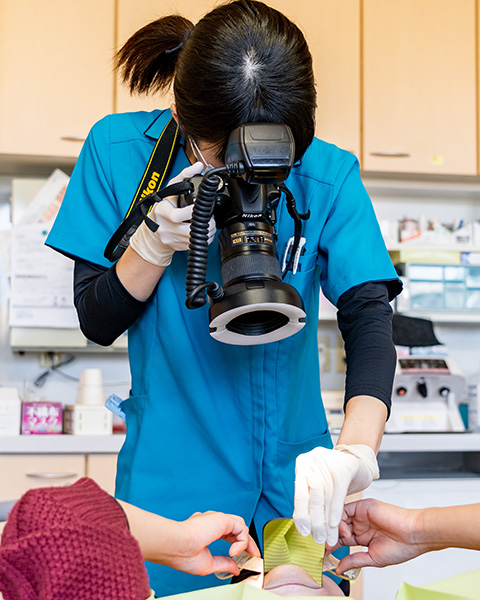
[0, 477, 151, 600]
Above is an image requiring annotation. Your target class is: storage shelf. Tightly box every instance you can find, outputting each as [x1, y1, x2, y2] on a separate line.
[380, 432, 480, 453]
[2, 432, 480, 455]
[363, 172, 480, 198]
[319, 311, 337, 321]
[331, 432, 480, 453]
[320, 308, 480, 325]
[0, 434, 125, 454]
[397, 310, 480, 324]
[0, 153, 75, 178]
[388, 243, 480, 253]
[9, 328, 128, 353]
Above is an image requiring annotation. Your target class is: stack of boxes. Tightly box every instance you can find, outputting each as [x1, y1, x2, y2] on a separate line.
[0, 368, 112, 436]
[393, 250, 480, 313]
[63, 369, 112, 435]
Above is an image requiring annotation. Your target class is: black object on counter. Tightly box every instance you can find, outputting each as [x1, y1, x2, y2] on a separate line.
[392, 314, 443, 348]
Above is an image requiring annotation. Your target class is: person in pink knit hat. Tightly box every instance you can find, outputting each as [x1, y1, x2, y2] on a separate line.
[0, 477, 259, 600]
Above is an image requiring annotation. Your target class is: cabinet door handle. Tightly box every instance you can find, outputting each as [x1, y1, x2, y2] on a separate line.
[60, 136, 85, 142]
[369, 151, 410, 158]
[26, 473, 78, 479]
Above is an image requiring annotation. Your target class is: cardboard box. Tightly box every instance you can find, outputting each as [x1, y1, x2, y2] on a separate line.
[21, 401, 63, 434]
[390, 249, 461, 265]
[63, 404, 112, 435]
[462, 252, 480, 266]
[0, 388, 22, 435]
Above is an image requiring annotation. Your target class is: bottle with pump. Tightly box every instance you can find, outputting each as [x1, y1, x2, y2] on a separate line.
[467, 369, 480, 432]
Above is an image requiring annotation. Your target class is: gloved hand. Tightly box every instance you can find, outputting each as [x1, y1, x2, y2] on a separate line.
[293, 444, 379, 546]
[129, 161, 216, 267]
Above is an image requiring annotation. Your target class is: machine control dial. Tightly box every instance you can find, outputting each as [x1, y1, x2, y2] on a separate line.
[416, 377, 428, 398]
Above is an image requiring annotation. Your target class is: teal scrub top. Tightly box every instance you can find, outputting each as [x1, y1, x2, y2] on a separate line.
[47, 109, 399, 596]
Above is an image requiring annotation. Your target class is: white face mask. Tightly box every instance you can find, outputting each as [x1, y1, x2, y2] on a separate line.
[189, 137, 214, 173]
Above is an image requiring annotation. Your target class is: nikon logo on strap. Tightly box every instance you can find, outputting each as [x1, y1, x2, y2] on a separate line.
[104, 118, 180, 262]
[141, 171, 160, 199]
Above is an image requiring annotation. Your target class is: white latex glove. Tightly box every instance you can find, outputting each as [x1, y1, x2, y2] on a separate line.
[293, 444, 379, 546]
[129, 161, 216, 267]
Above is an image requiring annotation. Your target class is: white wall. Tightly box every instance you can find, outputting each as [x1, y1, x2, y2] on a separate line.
[0, 175, 130, 405]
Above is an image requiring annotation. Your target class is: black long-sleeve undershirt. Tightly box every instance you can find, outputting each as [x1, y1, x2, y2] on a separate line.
[336, 280, 400, 417]
[73, 260, 147, 347]
[74, 258, 399, 413]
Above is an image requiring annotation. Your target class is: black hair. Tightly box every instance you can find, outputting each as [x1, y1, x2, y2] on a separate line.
[115, 0, 316, 162]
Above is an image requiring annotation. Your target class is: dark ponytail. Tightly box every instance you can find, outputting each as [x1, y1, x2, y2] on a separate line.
[116, 1, 316, 162]
[114, 15, 193, 95]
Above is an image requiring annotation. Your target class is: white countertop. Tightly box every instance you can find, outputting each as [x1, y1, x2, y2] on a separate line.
[0, 434, 126, 454]
[1, 432, 480, 454]
[380, 432, 480, 453]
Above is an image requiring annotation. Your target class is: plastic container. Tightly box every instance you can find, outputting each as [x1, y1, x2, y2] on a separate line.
[63, 404, 112, 435]
[467, 371, 480, 432]
[76, 368, 104, 406]
[0, 388, 22, 435]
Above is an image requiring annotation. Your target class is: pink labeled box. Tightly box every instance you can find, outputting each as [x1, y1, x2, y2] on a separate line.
[21, 402, 63, 435]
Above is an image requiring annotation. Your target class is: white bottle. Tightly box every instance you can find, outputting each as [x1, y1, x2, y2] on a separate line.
[467, 371, 480, 432]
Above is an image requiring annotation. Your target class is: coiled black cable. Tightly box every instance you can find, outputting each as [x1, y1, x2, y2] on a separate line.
[185, 168, 226, 308]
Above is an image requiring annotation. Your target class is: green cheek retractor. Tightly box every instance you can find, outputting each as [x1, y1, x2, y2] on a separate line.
[215, 519, 361, 584]
[263, 518, 361, 584]
[263, 518, 325, 586]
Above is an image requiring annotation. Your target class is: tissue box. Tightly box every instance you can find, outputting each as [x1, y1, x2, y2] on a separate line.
[453, 222, 474, 245]
[63, 404, 112, 435]
[0, 388, 22, 435]
[21, 401, 63, 435]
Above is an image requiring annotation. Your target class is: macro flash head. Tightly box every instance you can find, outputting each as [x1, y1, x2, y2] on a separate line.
[224, 123, 295, 184]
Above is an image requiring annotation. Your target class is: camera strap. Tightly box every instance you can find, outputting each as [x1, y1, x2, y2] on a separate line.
[104, 118, 180, 261]
[278, 183, 310, 277]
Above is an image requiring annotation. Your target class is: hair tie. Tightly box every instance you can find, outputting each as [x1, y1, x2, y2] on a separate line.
[165, 28, 192, 55]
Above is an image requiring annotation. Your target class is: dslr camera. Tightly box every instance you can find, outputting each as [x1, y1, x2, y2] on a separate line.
[182, 123, 309, 345]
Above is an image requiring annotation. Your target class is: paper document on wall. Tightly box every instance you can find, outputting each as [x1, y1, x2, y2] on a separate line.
[9, 223, 78, 328]
[16, 169, 69, 226]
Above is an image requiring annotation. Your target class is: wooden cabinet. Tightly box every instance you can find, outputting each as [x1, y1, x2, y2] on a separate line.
[362, 0, 477, 175]
[115, 0, 361, 156]
[0, 451, 116, 600]
[0, 452, 119, 500]
[270, 0, 360, 157]
[2, 0, 479, 174]
[0, 0, 115, 158]
[115, 0, 216, 114]
[0, 454, 85, 500]
[86, 453, 118, 494]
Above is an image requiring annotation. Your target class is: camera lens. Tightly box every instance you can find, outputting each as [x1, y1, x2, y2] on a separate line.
[219, 221, 281, 287]
[209, 215, 306, 344]
[226, 311, 289, 336]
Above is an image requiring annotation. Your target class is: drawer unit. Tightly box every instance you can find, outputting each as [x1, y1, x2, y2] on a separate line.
[0, 454, 85, 500]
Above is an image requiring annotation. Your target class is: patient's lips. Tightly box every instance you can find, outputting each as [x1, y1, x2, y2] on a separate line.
[262, 565, 344, 597]
[263, 565, 321, 591]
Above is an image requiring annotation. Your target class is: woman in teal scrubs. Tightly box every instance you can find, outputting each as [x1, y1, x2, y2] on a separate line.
[47, 1, 401, 596]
